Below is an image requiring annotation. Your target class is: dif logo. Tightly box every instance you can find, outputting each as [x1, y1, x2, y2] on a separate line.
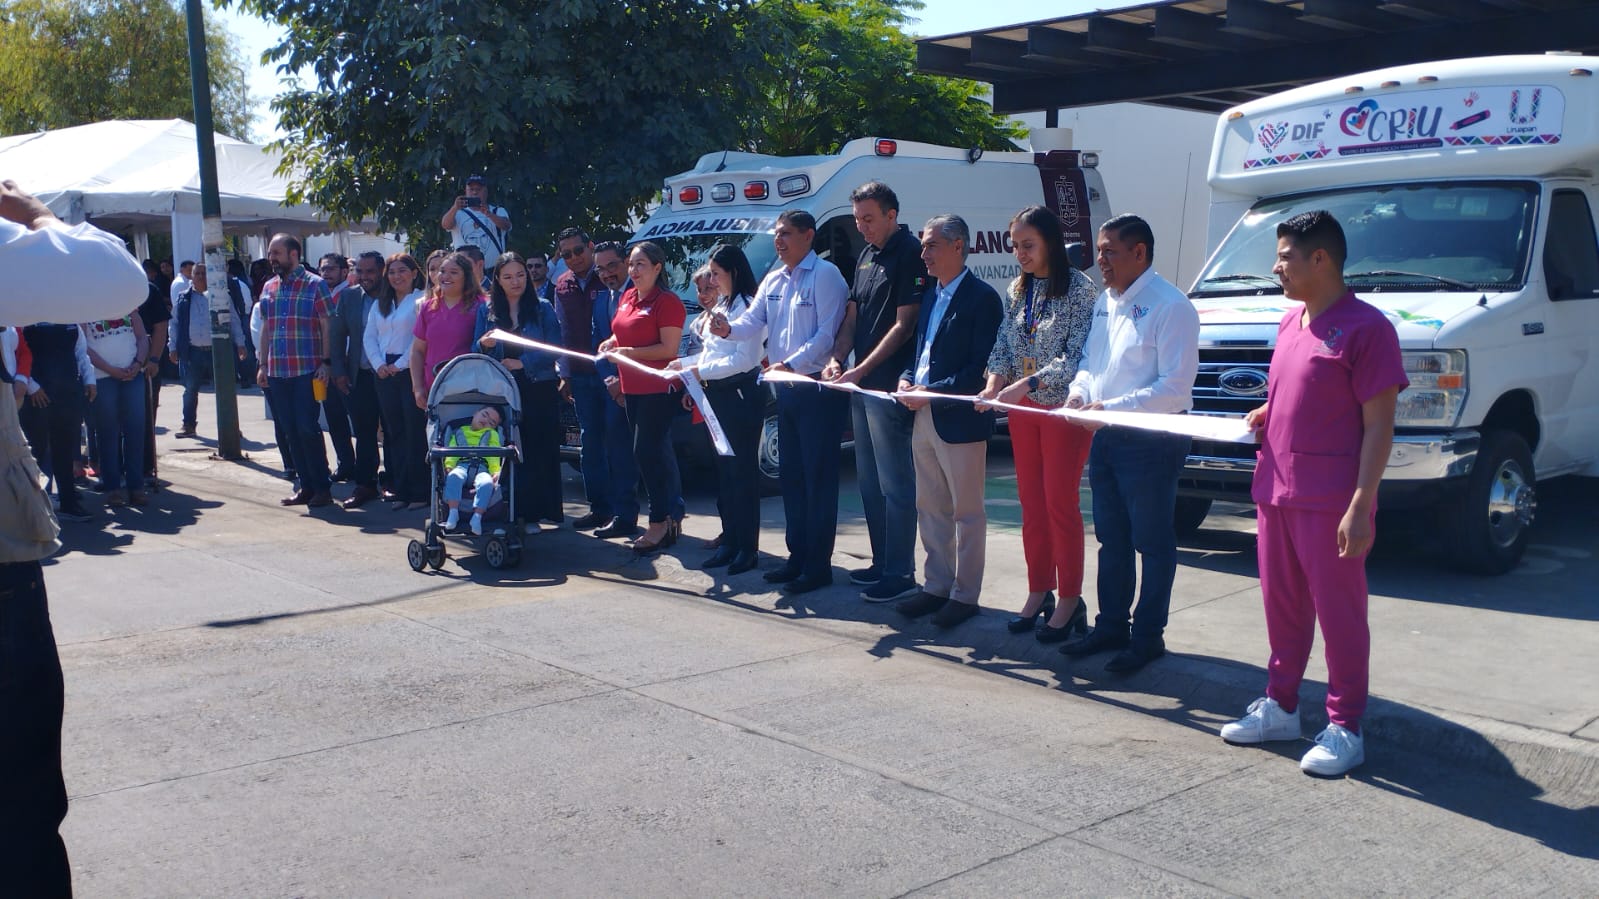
[1257, 120, 1324, 151]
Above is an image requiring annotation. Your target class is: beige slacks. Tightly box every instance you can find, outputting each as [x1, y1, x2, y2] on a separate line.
[911, 406, 988, 604]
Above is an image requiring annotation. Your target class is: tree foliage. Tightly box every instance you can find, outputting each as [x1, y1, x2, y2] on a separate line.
[231, 0, 1022, 251]
[230, 0, 758, 250]
[739, 0, 1024, 156]
[0, 0, 254, 140]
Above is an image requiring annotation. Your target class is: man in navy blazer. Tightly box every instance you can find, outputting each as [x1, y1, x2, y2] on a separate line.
[895, 214, 1003, 629]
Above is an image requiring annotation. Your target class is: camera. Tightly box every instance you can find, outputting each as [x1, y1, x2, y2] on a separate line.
[463, 196, 483, 208]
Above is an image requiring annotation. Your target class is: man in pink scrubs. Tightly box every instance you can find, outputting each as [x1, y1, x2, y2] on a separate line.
[1221, 210, 1407, 776]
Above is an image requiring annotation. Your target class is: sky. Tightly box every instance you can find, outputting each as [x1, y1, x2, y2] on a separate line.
[219, 0, 1110, 142]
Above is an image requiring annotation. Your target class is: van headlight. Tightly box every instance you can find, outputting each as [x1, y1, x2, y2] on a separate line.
[1396, 350, 1467, 427]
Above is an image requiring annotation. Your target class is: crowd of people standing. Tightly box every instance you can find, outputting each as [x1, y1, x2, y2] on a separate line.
[3, 170, 1401, 784]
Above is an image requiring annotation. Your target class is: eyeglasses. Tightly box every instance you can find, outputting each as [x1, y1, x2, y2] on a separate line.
[559, 247, 586, 259]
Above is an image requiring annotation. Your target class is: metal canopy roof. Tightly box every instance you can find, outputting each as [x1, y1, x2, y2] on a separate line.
[916, 0, 1599, 114]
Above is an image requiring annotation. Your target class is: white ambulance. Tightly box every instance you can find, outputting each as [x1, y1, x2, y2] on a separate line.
[615, 134, 1113, 491]
[1181, 54, 1599, 574]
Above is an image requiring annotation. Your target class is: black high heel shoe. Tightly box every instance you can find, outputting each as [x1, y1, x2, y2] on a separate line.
[1006, 591, 1056, 634]
[1036, 596, 1089, 644]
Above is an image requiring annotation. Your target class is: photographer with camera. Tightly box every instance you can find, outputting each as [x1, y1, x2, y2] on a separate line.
[438, 174, 512, 263]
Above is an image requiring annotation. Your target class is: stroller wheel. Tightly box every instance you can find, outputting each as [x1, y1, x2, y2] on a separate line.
[427, 544, 447, 570]
[406, 539, 427, 572]
[484, 536, 509, 570]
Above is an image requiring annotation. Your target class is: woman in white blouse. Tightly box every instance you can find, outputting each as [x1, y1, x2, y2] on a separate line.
[366, 253, 428, 510]
[673, 246, 767, 574]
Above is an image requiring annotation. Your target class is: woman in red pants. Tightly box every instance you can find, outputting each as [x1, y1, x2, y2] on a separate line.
[978, 205, 1099, 642]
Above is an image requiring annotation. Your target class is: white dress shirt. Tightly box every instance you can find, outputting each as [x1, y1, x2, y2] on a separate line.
[363, 289, 423, 371]
[692, 294, 763, 381]
[726, 250, 848, 375]
[1067, 267, 1199, 413]
[0, 219, 147, 327]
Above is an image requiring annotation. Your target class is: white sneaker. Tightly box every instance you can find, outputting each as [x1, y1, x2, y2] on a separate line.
[1220, 697, 1301, 744]
[1300, 724, 1365, 776]
[444, 508, 460, 530]
[469, 513, 484, 536]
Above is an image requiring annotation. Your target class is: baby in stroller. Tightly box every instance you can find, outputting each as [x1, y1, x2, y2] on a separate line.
[442, 405, 504, 535]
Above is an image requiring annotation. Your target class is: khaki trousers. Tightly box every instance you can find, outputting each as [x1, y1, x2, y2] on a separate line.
[911, 406, 988, 604]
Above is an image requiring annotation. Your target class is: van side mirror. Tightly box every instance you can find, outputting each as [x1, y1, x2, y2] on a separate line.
[1064, 242, 1090, 271]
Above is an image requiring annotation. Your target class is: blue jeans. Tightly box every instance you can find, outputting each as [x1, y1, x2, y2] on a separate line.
[179, 347, 214, 428]
[851, 394, 917, 580]
[1088, 427, 1190, 648]
[570, 375, 639, 524]
[91, 375, 146, 492]
[268, 373, 331, 494]
[776, 381, 849, 581]
[444, 467, 498, 511]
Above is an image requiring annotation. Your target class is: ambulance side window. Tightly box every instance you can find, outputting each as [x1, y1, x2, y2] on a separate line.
[1544, 190, 1599, 301]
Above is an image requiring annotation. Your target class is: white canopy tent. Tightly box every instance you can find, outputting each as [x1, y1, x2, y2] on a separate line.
[0, 118, 380, 261]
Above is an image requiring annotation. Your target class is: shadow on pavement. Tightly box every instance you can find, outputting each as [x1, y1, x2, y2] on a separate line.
[43, 486, 219, 559]
[686, 567, 1599, 861]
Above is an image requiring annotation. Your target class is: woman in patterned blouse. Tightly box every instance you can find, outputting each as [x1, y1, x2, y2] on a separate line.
[978, 205, 1099, 642]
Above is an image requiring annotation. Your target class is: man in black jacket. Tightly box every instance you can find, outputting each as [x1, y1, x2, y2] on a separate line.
[329, 251, 386, 508]
[894, 214, 1003, 630]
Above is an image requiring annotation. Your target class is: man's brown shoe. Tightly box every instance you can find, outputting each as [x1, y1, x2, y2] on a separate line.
[343, 485, 379, 509]
[280, 489, 312, 506]
[306, 491, 335, 508]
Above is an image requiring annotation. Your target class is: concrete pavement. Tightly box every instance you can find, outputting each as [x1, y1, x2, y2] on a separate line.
[41, 386, 1599, 895]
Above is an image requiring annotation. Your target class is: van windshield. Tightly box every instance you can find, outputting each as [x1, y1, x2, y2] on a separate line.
[1191, 181, 1538, 297]
[632, 232, 779, 313]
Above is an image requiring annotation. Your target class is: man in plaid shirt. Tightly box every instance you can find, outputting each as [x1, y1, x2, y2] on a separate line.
[255, 233, 336, 508]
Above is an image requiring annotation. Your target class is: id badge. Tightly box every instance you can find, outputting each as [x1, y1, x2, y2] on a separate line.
[1021, 356, 1038, 377]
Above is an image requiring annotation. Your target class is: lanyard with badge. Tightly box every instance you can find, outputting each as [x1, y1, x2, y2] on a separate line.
[1021, 278, 1046, 377]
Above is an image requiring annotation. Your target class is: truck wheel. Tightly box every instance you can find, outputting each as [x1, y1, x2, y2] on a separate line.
[1445, 430, 1536, 575]
[758, 407, 781, 497]
[1174, 496, 1212, 537]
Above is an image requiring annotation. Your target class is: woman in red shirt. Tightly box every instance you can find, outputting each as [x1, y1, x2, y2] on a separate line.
[597, 241, 685, 554]
[410, 251, 485, 410]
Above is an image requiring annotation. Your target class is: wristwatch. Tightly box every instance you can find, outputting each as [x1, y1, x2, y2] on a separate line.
[1026, 375, 1040, 392]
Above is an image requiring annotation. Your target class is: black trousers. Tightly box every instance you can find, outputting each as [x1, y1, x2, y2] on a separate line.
[143, 372, 160, 480]
[518, 378, 564, 522]
[625, 392, 680, 524]
[0, 560, 72, 897]
[374, 372, 428, 503]
[19, 390, 85, 511]
[346, 369, 382, 489]
[775, 382, 848, 581]
[703, 371, 764, 554]
[322, 382, 355, 474]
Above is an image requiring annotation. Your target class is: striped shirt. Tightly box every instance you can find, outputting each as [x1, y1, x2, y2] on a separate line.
[258, 265, 333, 379]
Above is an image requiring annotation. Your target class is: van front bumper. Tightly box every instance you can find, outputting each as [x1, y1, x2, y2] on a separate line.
[1179, 430, 1479, 504]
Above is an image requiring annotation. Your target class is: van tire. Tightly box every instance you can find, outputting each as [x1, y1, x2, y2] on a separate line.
[1174, 496, 1212, 537]
[1444, 429, 1536, 575]
[758, 403, 781, 497]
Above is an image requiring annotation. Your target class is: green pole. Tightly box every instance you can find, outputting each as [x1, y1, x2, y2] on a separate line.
[184, 0, 242, 460]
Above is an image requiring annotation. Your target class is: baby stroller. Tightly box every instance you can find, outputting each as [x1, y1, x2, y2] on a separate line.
[407, 353, 525, 572]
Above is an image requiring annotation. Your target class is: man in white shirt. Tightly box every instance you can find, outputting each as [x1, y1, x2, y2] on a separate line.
[169, 259, 193, 305]
[711, 210, 850, 594]
[439, 174, 511, 262]
[1061, 214, 1200, 673]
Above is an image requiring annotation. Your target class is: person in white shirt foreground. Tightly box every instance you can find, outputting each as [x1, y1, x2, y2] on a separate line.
[0, 178, 147, 895]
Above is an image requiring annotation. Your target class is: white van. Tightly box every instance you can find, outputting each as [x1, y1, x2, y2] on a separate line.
[1181, 54, 1599, 574]
[607, 134, 1113, 491]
